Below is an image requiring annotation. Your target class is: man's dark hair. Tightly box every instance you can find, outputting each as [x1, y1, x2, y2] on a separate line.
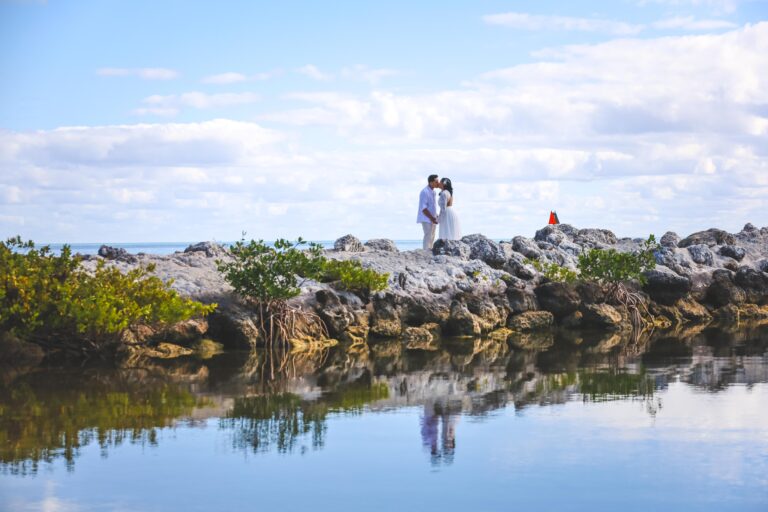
[428, 174, 439, 183]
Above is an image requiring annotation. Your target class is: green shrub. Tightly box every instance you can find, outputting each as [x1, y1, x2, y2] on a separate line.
[1, 237, 215, 346]
[0, 237, 79, 336]
[217, 237, 389, 347]
[218, 238, 390, 303]
[217, 238, 326, 303]
[321, 259, 389, 295]
[577, 235, 658, 286]
[62, 262, 215, 340]
[525, 258, 578, 283]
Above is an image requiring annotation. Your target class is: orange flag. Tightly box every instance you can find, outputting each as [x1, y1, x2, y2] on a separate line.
[548, 211, 560, 225]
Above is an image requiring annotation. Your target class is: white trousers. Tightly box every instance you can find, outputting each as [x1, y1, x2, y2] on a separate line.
[421, 222, 436, 250]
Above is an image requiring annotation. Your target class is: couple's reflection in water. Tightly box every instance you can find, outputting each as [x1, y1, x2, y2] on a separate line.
[421, 398, 460, 466]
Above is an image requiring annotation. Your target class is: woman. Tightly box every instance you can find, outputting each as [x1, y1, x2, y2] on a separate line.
[438, 178, 461, 241]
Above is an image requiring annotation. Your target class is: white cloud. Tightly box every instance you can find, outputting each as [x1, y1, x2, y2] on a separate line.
[253, 69, 283, 80]
[134, 92, 260, 116]
[484, 11, 739, 34]
[635, 0, 742, 14]
[4, 25, 767, 242]
[201, 72, 247, 84]
[483, 12, 643, 35]
[96, 67, 179, 80]
[296, 64, 333, 81]
[293, 65, 398, 83]
[2, 119, 281, 167]
[651, 16, 738, 30]
[340, 65, 398, 84]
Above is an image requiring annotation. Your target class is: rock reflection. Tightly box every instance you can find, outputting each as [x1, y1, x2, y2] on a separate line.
[1, 323, 767, 472]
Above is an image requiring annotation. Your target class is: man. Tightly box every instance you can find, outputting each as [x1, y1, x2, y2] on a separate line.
[417, 174, 440, 250]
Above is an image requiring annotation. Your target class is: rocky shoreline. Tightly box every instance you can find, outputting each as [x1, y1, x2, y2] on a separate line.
[59, 223, 768, 359]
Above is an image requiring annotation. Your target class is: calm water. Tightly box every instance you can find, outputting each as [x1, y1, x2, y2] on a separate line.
[2, 326, 767, 511]
[45, 240, 426, 255]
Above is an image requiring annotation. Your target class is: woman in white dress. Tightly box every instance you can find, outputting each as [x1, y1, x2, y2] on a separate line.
[438, 178, 461, 240]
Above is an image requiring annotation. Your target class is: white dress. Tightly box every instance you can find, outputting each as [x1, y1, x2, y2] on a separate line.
[438, 191, 461, 240]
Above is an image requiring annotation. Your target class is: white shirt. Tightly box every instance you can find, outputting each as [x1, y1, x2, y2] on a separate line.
[416, 186, 438, 223]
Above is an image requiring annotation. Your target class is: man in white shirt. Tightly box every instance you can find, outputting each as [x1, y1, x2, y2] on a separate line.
[417, 174, 440, 250]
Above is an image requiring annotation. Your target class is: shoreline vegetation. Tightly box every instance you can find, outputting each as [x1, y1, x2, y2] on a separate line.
[2, 223, 768, 368]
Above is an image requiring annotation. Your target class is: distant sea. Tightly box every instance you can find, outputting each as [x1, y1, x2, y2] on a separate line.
[46, 240, 426, 255]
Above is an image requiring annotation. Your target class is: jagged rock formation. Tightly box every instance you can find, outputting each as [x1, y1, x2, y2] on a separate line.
[77, 225, 768, 353]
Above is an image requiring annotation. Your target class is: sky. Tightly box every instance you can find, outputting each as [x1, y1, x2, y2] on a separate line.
[1, 0, 767, 243]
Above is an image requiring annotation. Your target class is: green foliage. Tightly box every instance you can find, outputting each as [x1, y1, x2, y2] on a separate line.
[0, 237, 79, 336]
[0, 237, 216, 345]
[62, 262, 215, 340]
[525, 258, 578, 283]
[321, 258, 389, 294]
[217, 237, 326, 303]
[577, 235, 658, 286]
[218, 238, 389, 304]
[523, 235, 658, 286]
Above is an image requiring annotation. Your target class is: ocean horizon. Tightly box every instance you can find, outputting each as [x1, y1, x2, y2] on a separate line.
[43, 240, 428, 255]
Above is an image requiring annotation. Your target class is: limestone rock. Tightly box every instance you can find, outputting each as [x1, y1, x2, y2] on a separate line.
[98, 245, 137, 263]
[465, 294, 507, 332]
[581, 303, 624, 330]
[184, 241, 228, 258]
[432, 239, 471, 259]
[678, 228, 735, 248]
[445, 300, 481, 337]
[534, 282, 580, 318]
[687, 244, 714, 265]
[503, 251, 537, 280]
[660, 231, 680, 248]
[561, 310, 583, 329]
[577, 281, 606, 304]
[574, 228, 617, 247]
[706, 269, 746, 307]
[461, 234, 507, 268]
[718, 245, 746, 261]
[334, 234, 365, 252]
[675, 298, 712, 323]
[734, 267, 768, 304]
[315, 289, 355, 336]
[364, 238, 398, 252]
[367, 293, 402, 337]
[643, 267, 692, 305]
[534, 224, 578, 244]
[506, 286, 539, 314]
[507, 311, 554, 331]
[158, 318, 209, 345]
[511, 236, 543, 260]
[206, 300, 261, 349]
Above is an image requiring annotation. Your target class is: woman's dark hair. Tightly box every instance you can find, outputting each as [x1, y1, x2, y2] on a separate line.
[440, 178, 453, 196]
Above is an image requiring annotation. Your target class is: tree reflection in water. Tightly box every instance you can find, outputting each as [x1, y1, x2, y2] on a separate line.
[1, 322, 766, 472]
[0, 370, 203, 475]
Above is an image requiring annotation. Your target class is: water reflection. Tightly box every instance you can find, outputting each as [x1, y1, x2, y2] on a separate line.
[0, 369, 204, 475]
[421, 398, 459, 465]
[0, 323, 767, 473]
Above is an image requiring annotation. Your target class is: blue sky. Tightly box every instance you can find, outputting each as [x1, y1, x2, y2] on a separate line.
[1, 0, 767, 242]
